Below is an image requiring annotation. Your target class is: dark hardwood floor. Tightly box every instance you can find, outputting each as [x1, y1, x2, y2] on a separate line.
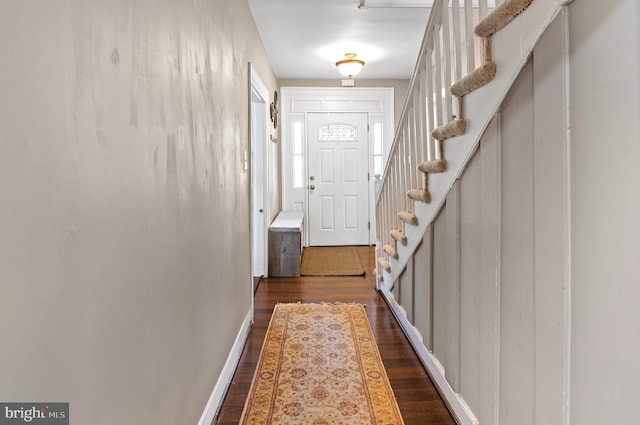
[214, 246, 456, 425]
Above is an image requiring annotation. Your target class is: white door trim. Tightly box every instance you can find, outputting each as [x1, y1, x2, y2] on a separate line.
[281, 87, 394, 246]
[249, 64, 270, 278]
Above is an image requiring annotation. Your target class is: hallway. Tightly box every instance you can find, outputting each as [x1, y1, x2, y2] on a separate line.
[215, 246, 456, 425]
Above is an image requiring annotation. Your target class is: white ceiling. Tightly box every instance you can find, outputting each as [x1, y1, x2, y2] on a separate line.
[248, 0, 432, 80]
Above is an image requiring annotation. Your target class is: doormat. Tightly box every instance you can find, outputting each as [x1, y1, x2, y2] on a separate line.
[299, 246, 366, 276]
[239, 303, 405, 424]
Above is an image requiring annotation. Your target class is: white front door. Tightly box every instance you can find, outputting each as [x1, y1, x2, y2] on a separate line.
[307, 113, 370, 246]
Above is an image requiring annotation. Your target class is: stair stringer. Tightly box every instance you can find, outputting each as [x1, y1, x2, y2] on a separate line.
[383, 0, 564, 286]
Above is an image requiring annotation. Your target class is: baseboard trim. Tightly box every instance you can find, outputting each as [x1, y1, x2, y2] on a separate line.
[197, 309, 253, 425]
[381, 289, 479, 425]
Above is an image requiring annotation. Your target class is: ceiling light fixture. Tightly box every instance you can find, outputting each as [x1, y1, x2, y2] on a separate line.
[336, 53, 365, 78]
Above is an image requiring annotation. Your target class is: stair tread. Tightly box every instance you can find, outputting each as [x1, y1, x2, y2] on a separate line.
[450, 61, 497, 98]
[398, 210, 418, 226]
[418, 159, 447, 174]
[475, 0, 535, 38]
[407, 189, 431, 204]
[390, 229, 408, 245]
[432, 119, 466, 141]
[378, 257, 391, 273]
[407, 188, 431, 203]
[383, 244, 398, 259]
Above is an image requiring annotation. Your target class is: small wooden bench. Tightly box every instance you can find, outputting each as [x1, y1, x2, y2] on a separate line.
[268, 211, 304, 277]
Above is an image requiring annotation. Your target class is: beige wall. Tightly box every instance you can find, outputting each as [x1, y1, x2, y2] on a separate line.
[279, 79, 410, 127]
[569, 0, 640, 423]
[0, 0, 276, 424]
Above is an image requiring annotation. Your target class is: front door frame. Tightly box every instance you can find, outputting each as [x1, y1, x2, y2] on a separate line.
[280, 87, 394, 246]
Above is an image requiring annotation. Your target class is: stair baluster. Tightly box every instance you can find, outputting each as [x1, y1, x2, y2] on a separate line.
[376, 0, 536, 279]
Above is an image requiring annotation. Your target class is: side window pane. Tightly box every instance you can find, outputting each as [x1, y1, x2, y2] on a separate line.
[292, 119, 304, 188]
[293, 122, 303, 155]
[374, 157, 383, 177]
[374, 123, 383, 155]
[293, 156, 303, 188]
[373, 121, 384, 176]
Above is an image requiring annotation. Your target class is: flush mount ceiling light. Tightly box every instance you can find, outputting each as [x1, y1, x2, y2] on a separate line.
[336, 53, 365, 78]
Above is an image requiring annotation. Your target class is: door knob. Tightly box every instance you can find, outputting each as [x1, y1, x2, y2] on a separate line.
[259, 209, 264, 213]
[310, 176, 315, 181]
[309, 185, 315, 190]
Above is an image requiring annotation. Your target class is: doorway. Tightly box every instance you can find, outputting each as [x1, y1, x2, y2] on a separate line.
[249, 65, 269, 283]
[280, 87, 395, 247]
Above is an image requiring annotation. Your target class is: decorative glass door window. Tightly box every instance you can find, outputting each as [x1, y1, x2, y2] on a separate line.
[318, 124, 357, 141]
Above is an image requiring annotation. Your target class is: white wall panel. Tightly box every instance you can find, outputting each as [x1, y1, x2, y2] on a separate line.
[532, 12, 567, 425]
[393, 276, 401, 301]
[433, 205, 448, 376]
[459, 139, 484, 419]
[400, 256, 415, 323]
[459, 116, 500, 425]
[292, 99, 322, 112]
[478, 116, 501, 425]
[324, 100, 351, 111]
[433, 182, 461, 391]
[353, 100, 384, 112]
[413, 229, 433, 350]
[460, 137, 480, 410]
[499, 61, 535, 425]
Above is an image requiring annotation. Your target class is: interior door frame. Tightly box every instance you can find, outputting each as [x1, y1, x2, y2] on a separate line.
[249, 64, 270, 281]
[280, 87, 394, 246]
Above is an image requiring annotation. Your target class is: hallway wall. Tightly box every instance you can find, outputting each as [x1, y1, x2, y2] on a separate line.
[0, 0, 276, 423]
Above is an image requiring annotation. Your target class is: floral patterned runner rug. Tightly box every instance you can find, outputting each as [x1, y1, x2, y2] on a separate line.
[239, 303, 405, 424]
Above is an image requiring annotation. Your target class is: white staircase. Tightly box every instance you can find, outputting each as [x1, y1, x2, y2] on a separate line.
[374, 0, 566, 423]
